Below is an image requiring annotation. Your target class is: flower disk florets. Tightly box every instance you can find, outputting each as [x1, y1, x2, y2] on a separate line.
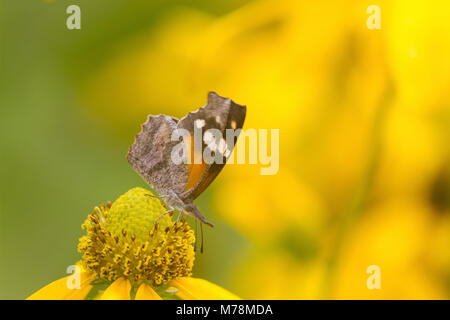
[78, 187, 195, 286]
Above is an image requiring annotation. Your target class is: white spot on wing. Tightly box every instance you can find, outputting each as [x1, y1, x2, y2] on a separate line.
[195, 119, 205, 128]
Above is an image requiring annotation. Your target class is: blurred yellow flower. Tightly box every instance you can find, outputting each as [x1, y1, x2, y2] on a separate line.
[373, 107, 448, 201]
[214, 166, 325, 243]
[333, 201, 447, 299]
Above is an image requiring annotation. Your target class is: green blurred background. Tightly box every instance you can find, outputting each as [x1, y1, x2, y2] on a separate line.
[1, 0, 449, 299]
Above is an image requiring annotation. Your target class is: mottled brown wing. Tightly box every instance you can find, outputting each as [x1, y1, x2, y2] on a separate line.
[127, 114, 188, 196]
[178, 92, 246, 201]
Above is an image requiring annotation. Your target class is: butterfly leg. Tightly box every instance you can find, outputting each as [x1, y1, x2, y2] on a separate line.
[154, 207, 174, 225]
[175, 211, 184, 225]
[194, 219, 198, 251]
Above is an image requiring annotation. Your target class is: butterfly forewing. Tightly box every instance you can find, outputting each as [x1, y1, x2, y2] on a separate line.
[178, 92, 246, 201]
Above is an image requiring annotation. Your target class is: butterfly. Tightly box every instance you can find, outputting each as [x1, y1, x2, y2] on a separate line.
[127, 92, 246, 228]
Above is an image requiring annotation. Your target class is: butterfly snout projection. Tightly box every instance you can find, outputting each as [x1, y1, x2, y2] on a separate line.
[127, 92, 246, 228]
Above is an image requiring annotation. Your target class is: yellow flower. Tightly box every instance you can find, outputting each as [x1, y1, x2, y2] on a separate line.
[27, 187, 239, 300]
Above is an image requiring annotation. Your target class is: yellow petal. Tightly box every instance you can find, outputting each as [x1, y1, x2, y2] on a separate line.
[27, 271, 94, 300]
[99, 278, 131, 300]
[135, 283, 162, 300]
[172, 277, 240, 300]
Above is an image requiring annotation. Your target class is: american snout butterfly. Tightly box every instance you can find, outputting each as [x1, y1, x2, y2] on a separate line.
[127, 92, 246, 228]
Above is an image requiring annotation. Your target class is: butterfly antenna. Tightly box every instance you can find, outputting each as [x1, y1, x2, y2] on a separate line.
[194, 219, 198, 252]
[200, 222, 204, 253]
